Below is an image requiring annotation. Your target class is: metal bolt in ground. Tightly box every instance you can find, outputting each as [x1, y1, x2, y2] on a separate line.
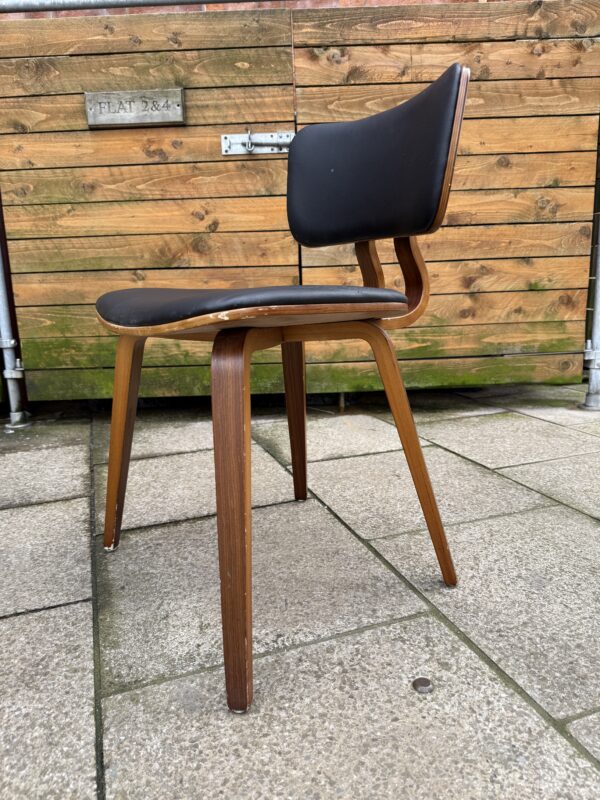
[412, 677, 434, 694]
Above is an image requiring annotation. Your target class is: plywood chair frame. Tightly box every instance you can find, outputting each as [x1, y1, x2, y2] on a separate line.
[99, 64, 469, 712]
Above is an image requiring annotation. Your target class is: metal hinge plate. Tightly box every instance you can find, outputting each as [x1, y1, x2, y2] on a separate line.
[221, 130, 295, 155]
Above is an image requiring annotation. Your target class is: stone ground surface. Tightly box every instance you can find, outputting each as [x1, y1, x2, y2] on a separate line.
[2, 384, 600, 799]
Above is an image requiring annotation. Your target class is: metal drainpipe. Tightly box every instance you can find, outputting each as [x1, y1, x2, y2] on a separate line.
[0, 191, 30, 429]
[0, 0, 259, 10]
[581, 114, 600, 410]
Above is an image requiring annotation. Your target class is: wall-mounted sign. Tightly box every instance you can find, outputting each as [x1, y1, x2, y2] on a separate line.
[85, 89, 185, 129]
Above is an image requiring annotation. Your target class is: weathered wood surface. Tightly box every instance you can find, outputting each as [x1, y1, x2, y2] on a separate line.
[21, 321, 584, 369]
[0, 124, 290, 170]
[0, 86, 295, 135]
[4, 188, 591, 240]
[293, 2, 600, 45]
[304, 256, 590, 294]
[295, 38, 600, 85]
[14, 290, 585, 336]
[302, 223, 593, 265]
[2, 117, 594, 172]
[0, 152, 593, 207]
[0, 161, 288, 206]
[4, 197, 288, 238]
[23, 353, 583, 401]
[296, 78, 600, 123]
[0, 48, 293, 97]
[2, 3, 597, 399]
[6, 231, 297, 273]
[0, 10, 291, 58]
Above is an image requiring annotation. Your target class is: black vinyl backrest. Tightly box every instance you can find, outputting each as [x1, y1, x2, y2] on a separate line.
[287, 63, 468, 248]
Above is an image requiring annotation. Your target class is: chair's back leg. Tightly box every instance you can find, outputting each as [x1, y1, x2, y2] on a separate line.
[103, 335, 146, 551]
[367, 325, 457, 586]
[211, 329, 254, 712]
[282, 341, 307, 500]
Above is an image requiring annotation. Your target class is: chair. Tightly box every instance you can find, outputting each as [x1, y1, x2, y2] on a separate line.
[96, 63, 470, 712]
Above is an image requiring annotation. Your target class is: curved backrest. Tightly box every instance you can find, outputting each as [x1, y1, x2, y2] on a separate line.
[287, 63, 469, 248]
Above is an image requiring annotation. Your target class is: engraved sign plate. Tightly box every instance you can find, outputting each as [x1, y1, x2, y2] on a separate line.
[85, 89, 185, 129]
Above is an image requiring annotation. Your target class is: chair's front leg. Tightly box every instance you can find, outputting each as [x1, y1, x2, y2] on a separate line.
[211, 328, 254, 712]
[282, 340, 307, 500]
[365, 324, 457, 587]
[103, 335, 146, 551]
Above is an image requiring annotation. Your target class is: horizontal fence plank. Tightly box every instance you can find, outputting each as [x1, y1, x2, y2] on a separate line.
[1, 10, 291, 58]
[459, 115, 598, 154]
[0, 161, 288, 206]
[4, 196, 288, 238]
[302, 222, 593, 265]
[292, 2, 600, 46]
[296, 77, 600, 123]
[304, 256, 590, 294]
[3, 188, 591, 240]
[451, 152, 596, 190]
[0, 123, 291, 171]
[2, 117, 593, 172]
[21, 321, 585, 369]
[443, 187, 593, 225]
[23, 353, 583, 401]
[0, 85, 294, 135]
[12, 267, 298, 306]
[12, 262, 585, 306]
[295, 38, 600, 86]
[0, 47, 292, 98]
[420, 289, 586, 327]
[7, 231, 297, 273]
[14, 289, 586, 336]
[1, 152, 593, 207]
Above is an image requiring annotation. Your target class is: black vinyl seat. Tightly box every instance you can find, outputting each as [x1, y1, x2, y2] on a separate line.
[96, 284, 408, 328]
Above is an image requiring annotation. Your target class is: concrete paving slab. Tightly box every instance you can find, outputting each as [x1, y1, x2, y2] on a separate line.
[0, 419, 90, 454]
[98, 500, 423, 692]
[92, 411, 213, 464]
[94, 444, 294, 532]
[0, 498, 91, 617]
[574, 419, 600, 437]
[570, 714, 600, 762]
[375, 505, 600, 718]
[0, 445, 90, 509]
[0, 603, 96, 799]
[102, 616, 600, 800]
[307, 447, 549, 539]
[417, 412, 600, 469]
[500, 450, 600, 519]
[251, 412, 415, 464]
[458, 384, 586, 402]
[406, 390, 503, 422]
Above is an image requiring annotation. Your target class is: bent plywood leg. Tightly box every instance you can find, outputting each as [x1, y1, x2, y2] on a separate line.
[282, 340, 307, 500]
[103, 335, 145, 551]
[367, 325, 457, 586]
[211, 329, 254, 712]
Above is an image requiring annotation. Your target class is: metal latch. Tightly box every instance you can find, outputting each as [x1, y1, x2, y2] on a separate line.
[0, 338, 17, 349]
[221, 129, 295, 155]
[584, 339, 600, 369]
[3, 357, 25, 381]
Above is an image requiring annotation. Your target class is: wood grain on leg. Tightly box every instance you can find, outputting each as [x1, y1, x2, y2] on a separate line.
[282, 340, 307, 500]
[211, 328, 254, 712]
[366, 323, 457, 586]
[103, 335, 145, 551]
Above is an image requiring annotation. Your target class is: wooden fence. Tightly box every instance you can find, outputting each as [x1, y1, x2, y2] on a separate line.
[0, 0, 598, 400]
